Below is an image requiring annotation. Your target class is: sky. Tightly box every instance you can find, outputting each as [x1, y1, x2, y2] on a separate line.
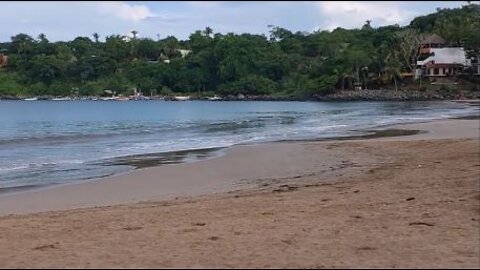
[0, 1, 474, 42]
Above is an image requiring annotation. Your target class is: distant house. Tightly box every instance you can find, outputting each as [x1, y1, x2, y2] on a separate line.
[417, 47, 471, 78]
[419, 34, 446, 55]
[0, 49, 8, 67]
[416, 34, 471, 78]
[122, 31, 136, 42]
[177, 49, 191, 58]
[0, 54, 7, 67]
[154, 48, 192, 64]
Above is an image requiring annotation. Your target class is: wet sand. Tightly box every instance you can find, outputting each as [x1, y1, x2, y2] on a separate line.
[0, 118, 478, 268]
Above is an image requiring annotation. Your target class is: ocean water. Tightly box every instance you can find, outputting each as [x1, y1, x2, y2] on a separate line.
[0, 100, 477, 191]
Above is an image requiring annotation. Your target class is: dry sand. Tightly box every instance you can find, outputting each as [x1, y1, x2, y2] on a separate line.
[0, 119, 478, 268]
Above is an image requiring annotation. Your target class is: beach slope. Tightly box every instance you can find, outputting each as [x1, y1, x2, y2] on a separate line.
[0, 119, 478, 268]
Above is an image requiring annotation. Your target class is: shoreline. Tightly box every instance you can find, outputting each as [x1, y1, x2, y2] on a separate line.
[0, 117, 478, 217]
[0, 114, 468, 198]
[2, 94, 480, 102]
[1, 107, 477, 198]
[0, 129, 421, 197]
[0, 117, 478, 268]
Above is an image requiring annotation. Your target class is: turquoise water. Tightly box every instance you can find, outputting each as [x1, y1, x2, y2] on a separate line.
[0, 100, 477, 191]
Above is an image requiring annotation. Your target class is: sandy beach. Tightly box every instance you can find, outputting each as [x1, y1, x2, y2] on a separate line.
[0, 118, 478, 268]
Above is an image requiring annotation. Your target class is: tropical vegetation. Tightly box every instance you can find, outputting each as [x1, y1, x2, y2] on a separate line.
[0, 3, 478, 98]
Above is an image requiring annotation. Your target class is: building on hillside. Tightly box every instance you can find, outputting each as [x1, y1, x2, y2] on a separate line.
[415, 34, 472, 79]
[0, 49, 8, 67]
[177, 49, 191, 58]
[416, 47, 471, 78]
[0, 54, 7, 67]
[122, 31, 138, 42]
[419, 34, 446, 55]
[153, 48, 192, 64]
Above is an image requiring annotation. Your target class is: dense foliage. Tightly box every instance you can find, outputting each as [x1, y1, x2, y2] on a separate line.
[0, 4, 478, 98]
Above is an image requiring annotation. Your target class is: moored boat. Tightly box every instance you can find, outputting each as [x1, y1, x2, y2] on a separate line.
[207, 96, 222, 101]
[174, 96, 190, 101]
[51, 97, 71, 101]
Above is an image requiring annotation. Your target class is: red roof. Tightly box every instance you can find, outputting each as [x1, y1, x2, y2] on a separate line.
[425, 63, 462, 68]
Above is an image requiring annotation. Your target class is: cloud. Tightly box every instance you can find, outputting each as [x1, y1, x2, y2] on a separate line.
[316, 1, 416, 30]
[185, 1, 227, 8]
[0, 1, 469, 42]
[0, 1, 187, 41]
[96, 1, 155, 22]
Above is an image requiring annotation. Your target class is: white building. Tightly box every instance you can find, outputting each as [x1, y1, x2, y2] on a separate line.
[177, 49, 191, 58]
[416, 47, 471, 78]
[122, 31, 138, 42]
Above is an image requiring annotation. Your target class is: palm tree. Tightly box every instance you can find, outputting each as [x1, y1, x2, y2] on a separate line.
[362, 20, 373, 30]
[38, 33, 48, 43]
[386, 51, 402, 92]
[92, 33, 100, 43]
[128, 31, 139, 60]
[361, 66, 369, 90]
[131, 30, 138, 39]
[203, 27, 213, 37]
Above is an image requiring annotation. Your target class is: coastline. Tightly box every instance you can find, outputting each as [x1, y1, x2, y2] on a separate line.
[1, 105, 477, 199]
[0, 118, 478, 267]
[0, 117, 478, 216]
[2, 91, 480, 102]
[0, 99, 477, 199]
[0, 129, 421, 197]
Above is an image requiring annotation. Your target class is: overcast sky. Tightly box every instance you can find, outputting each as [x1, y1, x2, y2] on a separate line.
[0, 1, 473, 42]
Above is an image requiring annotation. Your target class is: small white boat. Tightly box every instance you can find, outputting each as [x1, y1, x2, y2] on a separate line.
[24, 97, 38, 101]
[51, 97, 71, 101]
[208, 96, 222, 101]
[115, 96, 130, 101]
[174, 96, 190, 101]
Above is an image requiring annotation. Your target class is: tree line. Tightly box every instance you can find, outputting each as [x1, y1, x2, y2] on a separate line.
[0, 3, 478, 98]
